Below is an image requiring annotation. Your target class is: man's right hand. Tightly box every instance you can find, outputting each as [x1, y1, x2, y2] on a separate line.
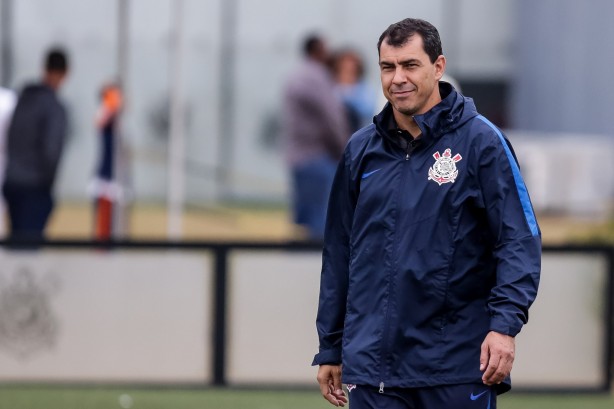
[316, 364, 347, 407]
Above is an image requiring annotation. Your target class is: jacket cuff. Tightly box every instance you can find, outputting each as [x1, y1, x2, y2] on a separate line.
[312, 348, 342, 366]
[490, 316, 522, 337]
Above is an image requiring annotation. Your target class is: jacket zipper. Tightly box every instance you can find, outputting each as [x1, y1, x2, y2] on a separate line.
[405, 139, 417, 160]
[379, 137, 419, 394]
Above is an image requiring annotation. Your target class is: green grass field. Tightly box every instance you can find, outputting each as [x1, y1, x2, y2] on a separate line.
[0, 387, 613, 409]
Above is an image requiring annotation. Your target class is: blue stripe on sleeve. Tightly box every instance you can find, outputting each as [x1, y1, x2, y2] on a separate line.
[476, 115, 539, 237]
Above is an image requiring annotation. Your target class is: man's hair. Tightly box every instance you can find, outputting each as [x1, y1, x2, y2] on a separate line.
[45, 48, 68, 73]
[377, 18, 442, 63]
[302, 34, 323, 57]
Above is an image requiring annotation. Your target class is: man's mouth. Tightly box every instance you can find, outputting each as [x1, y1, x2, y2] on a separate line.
[392, 89, 414, 96]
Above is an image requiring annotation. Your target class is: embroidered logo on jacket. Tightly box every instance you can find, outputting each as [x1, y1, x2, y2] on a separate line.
[428, 148, 462, 185]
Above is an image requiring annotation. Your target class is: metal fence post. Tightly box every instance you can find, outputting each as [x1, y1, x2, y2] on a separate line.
[213, 246, 228, 386]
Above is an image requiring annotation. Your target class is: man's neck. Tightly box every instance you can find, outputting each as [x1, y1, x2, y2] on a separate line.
[393, 110, 422, 138]
[43, 72, 65, 91]
[392, 86, 443, 138]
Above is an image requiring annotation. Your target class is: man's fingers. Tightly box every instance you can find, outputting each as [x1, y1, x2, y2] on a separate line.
[331, 366, 347, 405]
[319, 381, 342, 407]
[317, 365, 345, 407]
[316, 369, 330, 396]
[481, 352, 501, 384]
[332, 389, 348, 405]
[484, 361, 509, 384]
[480, 331, 516, 385]
[324, 394, 341, 406]
[317, 379, 335, 405]
[483, 351, 515, 384]
[323, 393, 342, 407]
[325, 384, 346, 407]
[493, 354, 514, 384]
[318, 381, 329, 398]
[479, 340, 489, 372]
[332, 366, 344, 395]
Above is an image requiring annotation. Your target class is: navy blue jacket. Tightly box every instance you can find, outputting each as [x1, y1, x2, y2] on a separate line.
[313, 83, 541, 394]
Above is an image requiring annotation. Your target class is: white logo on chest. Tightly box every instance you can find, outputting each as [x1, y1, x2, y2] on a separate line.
[428, 148, 462, 185]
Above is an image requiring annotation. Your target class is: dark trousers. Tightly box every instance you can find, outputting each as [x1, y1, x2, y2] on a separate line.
[348, 383, 496, 409]
[2, 184, 54, 241]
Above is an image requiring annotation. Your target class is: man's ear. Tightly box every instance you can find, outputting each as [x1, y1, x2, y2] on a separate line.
[434, 55, 446, 81]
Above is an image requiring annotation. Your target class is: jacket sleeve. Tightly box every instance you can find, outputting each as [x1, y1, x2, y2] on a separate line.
[476, 119, 541, 337]
[41, 101, 67, 186]
[312, 148, 356, 365]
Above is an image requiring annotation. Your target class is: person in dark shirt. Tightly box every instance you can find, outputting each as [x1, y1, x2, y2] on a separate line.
[3, 48, 69, 241]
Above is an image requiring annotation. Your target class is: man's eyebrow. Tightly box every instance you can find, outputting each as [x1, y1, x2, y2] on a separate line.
[379, 58, 421, 66]
[379, 60, 395, 67]
[398, 58, 421, 66]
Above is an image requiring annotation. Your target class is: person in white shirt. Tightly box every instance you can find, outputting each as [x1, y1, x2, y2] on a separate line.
[0, 87, 17, 237]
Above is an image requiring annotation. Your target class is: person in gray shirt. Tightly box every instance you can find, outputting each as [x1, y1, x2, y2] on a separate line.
[3, 48, 69, 241]
[282, 35, 349, 239]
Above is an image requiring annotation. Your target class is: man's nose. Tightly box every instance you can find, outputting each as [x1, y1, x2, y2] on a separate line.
[392, 67, 406, 84]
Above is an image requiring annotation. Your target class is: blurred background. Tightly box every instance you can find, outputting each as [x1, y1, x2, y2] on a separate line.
[0, 0, 613, 408]
[0, 0, 611, 241]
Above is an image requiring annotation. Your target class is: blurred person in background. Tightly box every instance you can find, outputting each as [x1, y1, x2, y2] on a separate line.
[89, 83, 123, 241]
[313, 18, 541, 409]
[282, 34, 349, 240]
[0, 87, 16, 237]
[330, 48, 377, 133]
[2, 48, 69, 242]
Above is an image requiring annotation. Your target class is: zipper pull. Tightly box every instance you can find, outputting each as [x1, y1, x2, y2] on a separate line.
[405, 140, 417, 160]
[379, 382, 385, 393]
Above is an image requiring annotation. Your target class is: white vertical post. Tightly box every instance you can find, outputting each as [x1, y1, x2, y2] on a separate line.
[216, 0, 237, 201]
[167, 0, 185, 239]
[114, 0, 130, 238]
[0, 0, 13, 87]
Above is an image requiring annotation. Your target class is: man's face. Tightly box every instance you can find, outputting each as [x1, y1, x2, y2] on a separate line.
[312, 40, 329, 64]
[379, 35, 445, 117]
[45, 70, 68, 90]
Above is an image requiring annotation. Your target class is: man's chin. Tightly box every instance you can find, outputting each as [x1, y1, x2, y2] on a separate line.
[393, 104, 417, 116]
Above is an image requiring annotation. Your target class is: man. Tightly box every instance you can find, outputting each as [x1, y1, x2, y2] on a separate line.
[313, 18, 540, 409]
[3, 48, 69, 241]
[282, 34, 349, 240]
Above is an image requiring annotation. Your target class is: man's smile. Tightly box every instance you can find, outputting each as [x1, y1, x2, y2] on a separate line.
[391, 89, 415, 97]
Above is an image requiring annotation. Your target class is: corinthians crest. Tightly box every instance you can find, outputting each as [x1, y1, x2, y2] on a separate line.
[428, 148, 462, 185]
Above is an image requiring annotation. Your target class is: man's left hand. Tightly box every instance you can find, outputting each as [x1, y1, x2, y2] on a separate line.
[480, 331, 515, 385]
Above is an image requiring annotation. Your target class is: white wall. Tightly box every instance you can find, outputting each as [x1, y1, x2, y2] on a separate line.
[0, 249, 213, 383]
[0, 247, 607, 389]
